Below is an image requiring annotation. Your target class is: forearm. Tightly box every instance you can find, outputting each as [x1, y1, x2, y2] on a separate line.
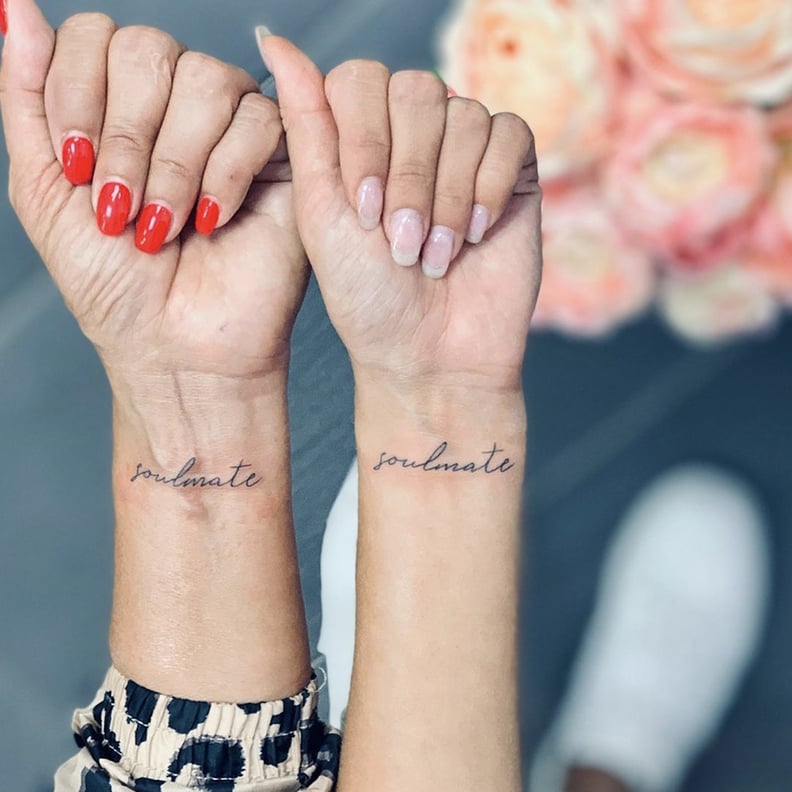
[108, 370, 311, 703]
[340, 378, 526, 791]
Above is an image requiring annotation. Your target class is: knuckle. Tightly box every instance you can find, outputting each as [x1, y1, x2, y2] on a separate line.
[174, 53, 254, 111]
[110, 26, 181, 71]
[389, 70, 446, 104]
[448, 97, 491, 128]
[237, 92, 280, 125]
[327, 59, 390, 92]
[494, 112, 533, 145]
[176, 50, 226, 82]
[112, 25, 176, 53]
[59, 12, 116, 35]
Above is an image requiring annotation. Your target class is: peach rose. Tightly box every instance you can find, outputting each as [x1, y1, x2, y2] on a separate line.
[438, 0, 618, 179]
[605, 94, 776, 270]
[658, 264, 780, 345]
[752, 105, 792, 253]
[743, 244, 792, 306]
[618, 0, 792, 104]
[532, 183, 656, 336]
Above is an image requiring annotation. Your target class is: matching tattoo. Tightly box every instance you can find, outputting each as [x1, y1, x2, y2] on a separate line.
[130, 441, 514, 491]
[374, 442, 515, 475]
[130, 457, 262, 489]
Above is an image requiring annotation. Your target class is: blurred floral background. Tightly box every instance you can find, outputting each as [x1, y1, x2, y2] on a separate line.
[438, 0, 792, 344]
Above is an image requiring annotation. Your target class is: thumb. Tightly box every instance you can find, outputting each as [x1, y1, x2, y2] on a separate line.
[255, 31, 343, 206]
[0, 0, 56, 178]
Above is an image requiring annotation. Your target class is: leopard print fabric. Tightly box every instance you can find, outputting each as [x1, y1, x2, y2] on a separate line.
[53, 666, 341, 791]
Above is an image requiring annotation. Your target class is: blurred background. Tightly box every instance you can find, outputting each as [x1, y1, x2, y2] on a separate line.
[1, 1, 791, 790]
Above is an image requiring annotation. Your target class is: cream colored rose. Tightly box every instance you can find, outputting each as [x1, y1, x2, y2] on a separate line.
[618, 0, 792, 104]
[659, 265, 780, 345]
[438, 0, 618, 179]
[532, 184, 656, 336]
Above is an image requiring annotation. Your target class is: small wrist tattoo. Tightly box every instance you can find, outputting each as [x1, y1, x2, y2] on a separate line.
[373, 442, 515, 475]
[130, 457, 262, 489]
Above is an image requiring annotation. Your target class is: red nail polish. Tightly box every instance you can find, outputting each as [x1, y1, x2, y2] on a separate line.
[62, 136, 95, 186]
[195, 196, 220, 236]
[97, 182, 132, 237]
[135, 203, 172, 254]
[1, 0, 8, 37]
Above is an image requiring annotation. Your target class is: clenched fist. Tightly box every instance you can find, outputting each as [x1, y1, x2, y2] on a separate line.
[1, 0, 306, 413]
[259, 34, 542, 395]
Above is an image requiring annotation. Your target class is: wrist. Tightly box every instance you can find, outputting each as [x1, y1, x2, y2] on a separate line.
[354, 372, 526, 435]
[354, 375, 527, 480]
[111, 369, 289, 466]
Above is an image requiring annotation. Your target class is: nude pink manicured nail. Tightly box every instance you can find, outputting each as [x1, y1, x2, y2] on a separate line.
[422, 225, 455, 279]
[357, 177, 384, 231]
[466, 204, 491, 244]
[389, 209, 425, 267]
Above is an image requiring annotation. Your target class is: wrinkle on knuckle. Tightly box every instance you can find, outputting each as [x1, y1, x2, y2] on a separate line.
[389, 167, 434, 189]
[101, 126, 149, 158]
[237, 92, 280, 125]
[344, 136, 390, 157]
[153, 155, 192, 182]
[110, 26, 181, 88]
[174, 54, 251, 109]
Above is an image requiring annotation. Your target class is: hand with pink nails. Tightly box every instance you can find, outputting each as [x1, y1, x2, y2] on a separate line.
[0, 3, 305, 406]
[258, 35, 542, 395]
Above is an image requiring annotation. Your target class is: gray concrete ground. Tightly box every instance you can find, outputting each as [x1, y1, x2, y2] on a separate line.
[1, 2, 790, 790]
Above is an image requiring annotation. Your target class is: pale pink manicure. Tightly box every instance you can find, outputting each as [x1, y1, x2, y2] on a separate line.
[466, 204, 491, 244]
[357, 177, 384, 231]
[390, 209, 425, 266]
[422, 226, 455, 279]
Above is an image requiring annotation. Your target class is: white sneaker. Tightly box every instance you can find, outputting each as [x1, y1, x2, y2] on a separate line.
[317, 460, 359, 730]
[530, 465, 770, 792]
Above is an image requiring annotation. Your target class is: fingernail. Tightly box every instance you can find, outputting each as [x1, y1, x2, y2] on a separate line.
[0, 0, 8, 37]
[62, 136, 95, 186]
[97, 182, 132, 237]
[389, 209, 425, 267]
[195, 196, 221, 236]
[448, 86, 458, 98]
[255, 25, 273, 70]
[422, 226, 455, 279]
[135, 203, 172, 254]
[466, 204, 491, 244]
[357, 177, 384, 231]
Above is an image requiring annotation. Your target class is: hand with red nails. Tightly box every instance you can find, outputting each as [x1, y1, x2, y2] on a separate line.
[258, 35, 542, 395]
[0, 2, 304, 400]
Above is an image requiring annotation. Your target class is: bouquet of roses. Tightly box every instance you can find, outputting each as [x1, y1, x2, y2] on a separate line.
[438, 0, 792, 344]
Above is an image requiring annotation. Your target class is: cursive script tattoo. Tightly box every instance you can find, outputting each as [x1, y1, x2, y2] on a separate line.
[130, 458, 262, 489]
[373, 442, 515, 474]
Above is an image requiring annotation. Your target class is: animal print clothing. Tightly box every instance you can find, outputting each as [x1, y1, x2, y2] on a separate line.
[54, 666, 341, 791]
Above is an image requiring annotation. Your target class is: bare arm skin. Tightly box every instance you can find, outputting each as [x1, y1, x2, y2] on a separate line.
[261, 35, 541, 791]
[1, 0, 310, 703]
